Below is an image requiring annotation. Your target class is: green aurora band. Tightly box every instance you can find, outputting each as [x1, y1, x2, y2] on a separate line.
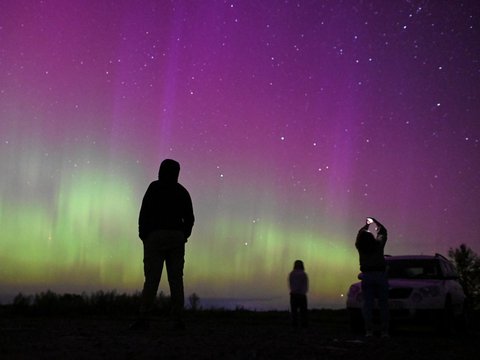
[1, 162, 358, 308]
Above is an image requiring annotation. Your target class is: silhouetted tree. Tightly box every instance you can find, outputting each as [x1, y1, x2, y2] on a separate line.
[33, 290, 59, 315]
[448, 244, 480, 310]
[12, 293, 32, 314]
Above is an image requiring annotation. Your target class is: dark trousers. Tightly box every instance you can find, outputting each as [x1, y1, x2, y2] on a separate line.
[140, 230, 185, 321]
[361, 271, 389, 333]
[290, 293, 308, 327]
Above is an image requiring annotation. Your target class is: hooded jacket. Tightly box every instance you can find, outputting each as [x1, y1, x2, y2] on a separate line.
[355, 220, 388, 272]
[138, 159, 194, 241]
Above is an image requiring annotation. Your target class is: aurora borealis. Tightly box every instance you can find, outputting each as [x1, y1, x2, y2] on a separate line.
[1, 1, 479, 309]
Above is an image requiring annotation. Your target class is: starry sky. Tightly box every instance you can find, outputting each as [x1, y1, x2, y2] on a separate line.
[1, 0, 479, 309]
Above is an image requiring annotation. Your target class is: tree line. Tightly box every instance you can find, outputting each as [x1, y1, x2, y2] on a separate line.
[3, 244, 480, 315]
[7, 290, 203, 316]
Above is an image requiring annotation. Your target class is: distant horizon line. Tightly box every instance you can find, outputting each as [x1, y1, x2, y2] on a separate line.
[0, 292, 344, 310]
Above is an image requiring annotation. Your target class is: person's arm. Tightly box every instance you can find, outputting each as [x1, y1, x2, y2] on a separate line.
[371, 217, 387, 244]
[363, 217, 374, 230]
[138, 183, 154, 241]
[182, 189, 195, 239]
[355, 219, 371, 248]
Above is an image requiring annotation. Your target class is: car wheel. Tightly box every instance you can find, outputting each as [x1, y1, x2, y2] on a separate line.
[455, 299, 470, 333]
[439, 296, 454, 335]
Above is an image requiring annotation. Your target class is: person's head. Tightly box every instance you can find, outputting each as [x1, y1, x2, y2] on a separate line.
[356, 230, 376, 253]
[293, 260, 304, 271]
[158, 159, 180, 184]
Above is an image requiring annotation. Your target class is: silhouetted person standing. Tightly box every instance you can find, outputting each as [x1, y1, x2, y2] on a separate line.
[289, 260, 309, 327]
[135, 159, 194, 330]
[355, 217, 389, 337]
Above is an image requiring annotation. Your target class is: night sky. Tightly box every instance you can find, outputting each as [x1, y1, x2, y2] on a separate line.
[1, 0, 479, 309]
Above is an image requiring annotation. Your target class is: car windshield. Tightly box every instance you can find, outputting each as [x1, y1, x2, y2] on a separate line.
[386, 259, 441, 279]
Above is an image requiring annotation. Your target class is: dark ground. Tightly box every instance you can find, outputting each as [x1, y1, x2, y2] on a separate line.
[1, 309, 478, 360]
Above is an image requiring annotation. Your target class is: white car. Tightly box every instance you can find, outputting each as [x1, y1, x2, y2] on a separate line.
[346, 254, 466, 332]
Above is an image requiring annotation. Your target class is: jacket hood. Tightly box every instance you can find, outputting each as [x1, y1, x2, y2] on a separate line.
[158, 159, 180, 184]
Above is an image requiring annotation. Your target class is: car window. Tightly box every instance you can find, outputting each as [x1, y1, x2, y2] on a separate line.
[386, 259, 441, 279]
[439, 260, 450, 277]
[449, 263, 459, 278]
[440, 259, 458, 278]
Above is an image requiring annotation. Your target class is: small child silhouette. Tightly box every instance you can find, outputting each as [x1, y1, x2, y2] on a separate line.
[288, 260, 309, 327]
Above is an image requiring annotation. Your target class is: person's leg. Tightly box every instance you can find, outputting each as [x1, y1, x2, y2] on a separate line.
[299, 294, 308, 327]
[361, 273, 375, 335]
[377, 272, 390, 336]
[140, 238, 165, 317]
[165, 244, 185, 325]
[290, 294, 299, 326]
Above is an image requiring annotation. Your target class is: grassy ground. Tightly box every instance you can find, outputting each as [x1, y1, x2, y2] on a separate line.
[1, 309, 478, 359]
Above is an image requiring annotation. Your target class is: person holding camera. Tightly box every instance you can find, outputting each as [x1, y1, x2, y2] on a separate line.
[355, 217, 389, 337]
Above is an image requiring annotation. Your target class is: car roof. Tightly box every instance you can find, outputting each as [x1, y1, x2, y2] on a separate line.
[385, 255, 440, 260]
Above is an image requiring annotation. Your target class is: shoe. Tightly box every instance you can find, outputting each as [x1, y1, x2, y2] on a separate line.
[365, 331, 374, 337]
